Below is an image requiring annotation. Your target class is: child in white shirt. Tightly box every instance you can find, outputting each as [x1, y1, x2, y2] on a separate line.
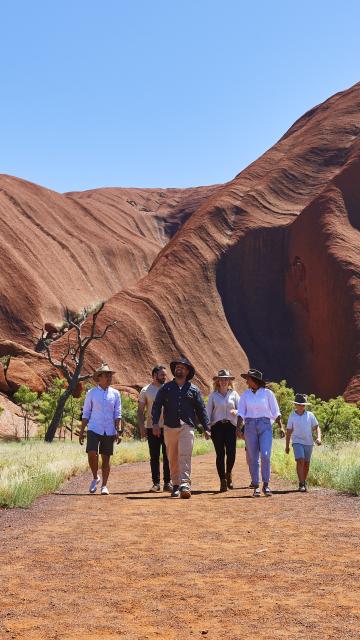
[285, 393, 321, 492]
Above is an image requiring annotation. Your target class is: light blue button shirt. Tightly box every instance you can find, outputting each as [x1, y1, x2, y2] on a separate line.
[82, 386, 122, 436]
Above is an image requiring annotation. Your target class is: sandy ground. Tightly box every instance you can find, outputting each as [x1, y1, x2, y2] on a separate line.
[0, 450, 359, 640]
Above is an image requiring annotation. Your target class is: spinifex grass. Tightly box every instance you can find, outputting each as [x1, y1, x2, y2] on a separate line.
[0, 436, 217, 508]
[271, 440, 360, 495]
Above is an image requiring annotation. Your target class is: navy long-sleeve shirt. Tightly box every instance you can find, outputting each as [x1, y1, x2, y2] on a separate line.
[151, 380, 209, 431]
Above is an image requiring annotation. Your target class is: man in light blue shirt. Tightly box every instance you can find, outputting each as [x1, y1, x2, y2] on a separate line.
[79, 364, 122, 495]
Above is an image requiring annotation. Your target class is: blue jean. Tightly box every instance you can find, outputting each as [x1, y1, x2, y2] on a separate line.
[244, 418, 272, 485]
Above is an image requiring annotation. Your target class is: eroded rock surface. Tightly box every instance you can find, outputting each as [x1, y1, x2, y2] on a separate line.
[0, 83, 359, 401]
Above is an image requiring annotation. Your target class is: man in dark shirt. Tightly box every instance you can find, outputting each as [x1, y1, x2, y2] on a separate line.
[152, 357, 210, 499]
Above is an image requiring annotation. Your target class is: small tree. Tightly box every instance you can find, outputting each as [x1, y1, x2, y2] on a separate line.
[39, 302, 116, 442]
[13, 385, 38, 439]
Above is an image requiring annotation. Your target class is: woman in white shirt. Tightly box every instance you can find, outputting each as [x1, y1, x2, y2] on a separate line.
[207, 369, 239, 492]
[236, 368, 284, 497]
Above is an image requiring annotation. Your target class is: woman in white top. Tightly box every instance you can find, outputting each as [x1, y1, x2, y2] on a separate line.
[236, 368, 284, 497]
[207, 369, 239, 492]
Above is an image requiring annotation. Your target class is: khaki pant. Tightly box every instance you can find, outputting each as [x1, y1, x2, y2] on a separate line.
[164, 425, 195, 487]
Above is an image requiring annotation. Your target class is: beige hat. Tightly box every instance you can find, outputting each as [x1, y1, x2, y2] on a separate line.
[93, 363, 116, 380]
[213, 368, 235, 380]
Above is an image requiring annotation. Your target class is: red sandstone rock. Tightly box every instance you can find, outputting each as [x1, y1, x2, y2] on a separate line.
[6, 359, 46, 394]
[1, 83, 360, 401]
[0, 364, 9, 394]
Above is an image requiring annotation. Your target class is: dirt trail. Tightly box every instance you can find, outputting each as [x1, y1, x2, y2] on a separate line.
[1, 451, 359, 640]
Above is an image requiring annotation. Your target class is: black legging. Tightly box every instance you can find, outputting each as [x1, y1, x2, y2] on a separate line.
[211, 421, 237, 479]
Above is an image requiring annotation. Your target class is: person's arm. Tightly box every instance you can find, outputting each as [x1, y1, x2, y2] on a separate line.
[206, 394, 214, 428]
[312, 423, 322, 445]
[114, 392, 123, 443]
[236, 394, 245, 439]
[275, 414, 286, 438]
[151, 386, 165, 437]
[195, 390, 211, 437]
[285, 427, 293, 453]
[268, 390, 285, 437]
[79, 391, 92, 445]
[137, 389, 147, 439]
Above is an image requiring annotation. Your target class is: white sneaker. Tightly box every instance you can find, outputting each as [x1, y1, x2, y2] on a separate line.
[101, 486, 110, 495]
[89, 476, 100, 493]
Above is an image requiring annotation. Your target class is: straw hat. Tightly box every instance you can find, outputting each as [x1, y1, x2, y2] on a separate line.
[213, 368, 235, 380]
[93, 363, 116, 380]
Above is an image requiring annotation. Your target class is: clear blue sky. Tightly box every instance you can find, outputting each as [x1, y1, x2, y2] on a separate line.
[1, 0, 359, 193]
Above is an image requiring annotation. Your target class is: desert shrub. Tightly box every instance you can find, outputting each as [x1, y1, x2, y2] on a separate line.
[13, 385, 38, 439]
[37, 378, 83, 439]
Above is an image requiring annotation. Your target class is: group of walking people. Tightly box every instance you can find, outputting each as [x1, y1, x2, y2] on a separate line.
[79, 357, 321, 497]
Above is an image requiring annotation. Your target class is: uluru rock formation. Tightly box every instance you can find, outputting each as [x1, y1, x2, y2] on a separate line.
[0, 82, 359, 402]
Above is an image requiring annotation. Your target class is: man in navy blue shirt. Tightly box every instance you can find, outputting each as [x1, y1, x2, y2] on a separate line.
[152, 357, 210, 499]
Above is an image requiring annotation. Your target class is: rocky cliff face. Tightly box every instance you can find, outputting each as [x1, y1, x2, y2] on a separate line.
[0, 83, 359, 401]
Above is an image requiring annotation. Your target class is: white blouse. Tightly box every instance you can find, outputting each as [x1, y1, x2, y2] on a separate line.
[237, 388, 280, 421]
[207, 390, 240, 427]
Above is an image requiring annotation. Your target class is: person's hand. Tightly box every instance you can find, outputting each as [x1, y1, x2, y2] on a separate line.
[152, 425, 161, 438]
[230, 409, 238, 416]
[204, 430, 211, 440]
[316, 438, 322, 446]
[139, 428, 146, 440]
[236, 427, 245, 440]
[279, 427, 286, 438]
[285, 446, 290, 454]
[115, 431, 122, 444]
[79, 431, 85, 446]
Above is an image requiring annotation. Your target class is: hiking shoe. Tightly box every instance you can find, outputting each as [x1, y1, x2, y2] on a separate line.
[163, 482, 173, 492]
[249, 481, 257, 489]
[226, 473, 234, 489]
[262, 485, 272, 496]
[101, 486, 109, 495]
[299, 482, 307, 493]
[171, 485, 180, 498]
[150, 483, 161, 493]
[179, 484, 191, 499]
[252, 487, 261, 498]
[89, 476, 100, 493]
[220, 479, 228, 493]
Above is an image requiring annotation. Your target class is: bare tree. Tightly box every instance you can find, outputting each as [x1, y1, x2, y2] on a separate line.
[40, 302, 116, 442]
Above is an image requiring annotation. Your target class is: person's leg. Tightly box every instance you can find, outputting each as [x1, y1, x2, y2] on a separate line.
[178, 425, 195, 489]
[86, 431, 100, 492]
[164, 427, 181, 486]
[224, 424, 237, 482]
[293, 444, 306, 487]
[88, 451, 99, 479]
[244, 420, 260, 486]
[303, 445, 313, 484]
[258, 419, 273, 485]
[101, 454, 111, 486]
[296, 459, 305, 483]
[211, 423, 226, 480]
[147, 428, 161, 485]
[160, 430, 171, 485]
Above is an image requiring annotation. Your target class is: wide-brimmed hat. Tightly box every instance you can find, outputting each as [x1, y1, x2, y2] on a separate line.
[213, 369, 235, 381]
[240, 368, 264, 383]
[293, 393, 310, 405]
[170, 357, 195, 380]
[93, 363, 116, 380]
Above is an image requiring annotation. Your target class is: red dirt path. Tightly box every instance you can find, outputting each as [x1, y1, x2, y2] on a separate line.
[1, 451, 359, 639]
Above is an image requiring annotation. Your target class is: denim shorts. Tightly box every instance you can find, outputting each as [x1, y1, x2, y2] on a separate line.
[292, 443, 313, 461]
